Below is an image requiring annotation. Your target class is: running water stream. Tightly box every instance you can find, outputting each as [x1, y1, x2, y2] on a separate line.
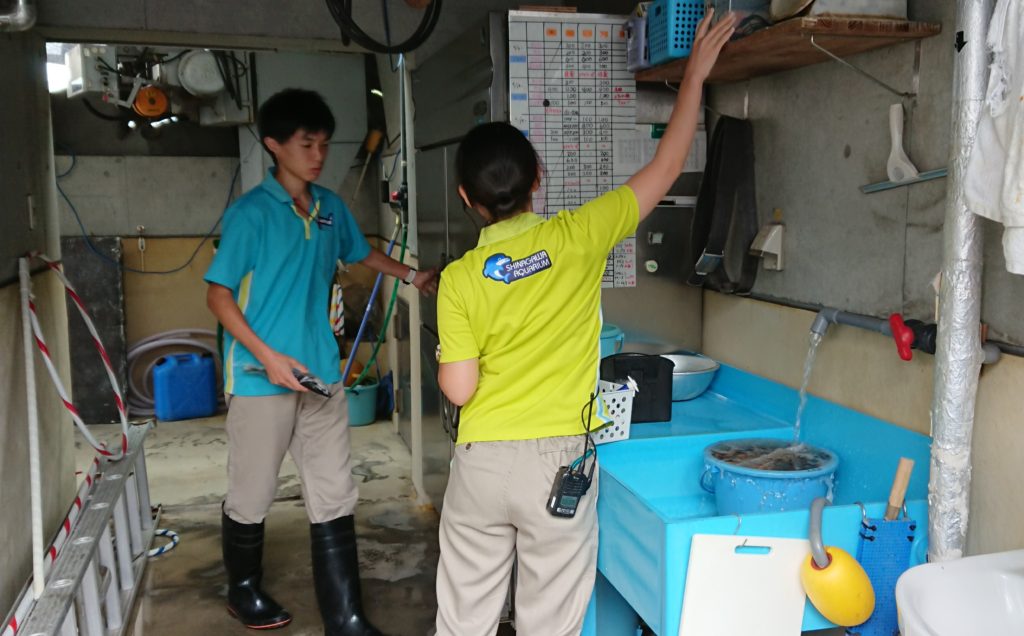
[793, 332, 823, 442]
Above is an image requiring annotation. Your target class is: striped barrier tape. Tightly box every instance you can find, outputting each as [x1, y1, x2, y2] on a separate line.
[24, 252, 129, 459]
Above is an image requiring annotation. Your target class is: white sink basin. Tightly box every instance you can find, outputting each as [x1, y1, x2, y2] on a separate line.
[896, 548, 1024, 635]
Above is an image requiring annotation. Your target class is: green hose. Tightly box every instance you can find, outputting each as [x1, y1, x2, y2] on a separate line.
[349, 224, 408, 390]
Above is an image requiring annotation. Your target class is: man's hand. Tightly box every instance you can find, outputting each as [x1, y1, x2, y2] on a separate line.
[258, 350, 309, 392]
[414, 267, 440, 296]
[684, 9, 737, 84]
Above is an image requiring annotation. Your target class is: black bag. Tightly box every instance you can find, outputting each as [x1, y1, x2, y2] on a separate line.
[600, 353, 673, 423]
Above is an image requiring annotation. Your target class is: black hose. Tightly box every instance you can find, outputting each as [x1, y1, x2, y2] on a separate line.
[324, 0, 442, 54]
[82, 99, 131, 122]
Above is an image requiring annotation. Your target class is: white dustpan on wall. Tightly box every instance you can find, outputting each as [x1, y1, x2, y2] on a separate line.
[887, 103, 919, 183]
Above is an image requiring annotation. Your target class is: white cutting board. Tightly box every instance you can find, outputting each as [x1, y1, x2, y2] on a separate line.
[679, 534, 810, 636]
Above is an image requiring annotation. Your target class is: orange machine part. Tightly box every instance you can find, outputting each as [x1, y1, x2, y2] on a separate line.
[133, 86, 169, 117]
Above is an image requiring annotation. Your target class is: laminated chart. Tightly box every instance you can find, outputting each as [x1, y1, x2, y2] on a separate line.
[509, 11, 637, 288]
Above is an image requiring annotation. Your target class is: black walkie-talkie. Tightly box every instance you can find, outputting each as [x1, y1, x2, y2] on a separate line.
[546, 466, 591, 518]
[546, 392, 599, 518]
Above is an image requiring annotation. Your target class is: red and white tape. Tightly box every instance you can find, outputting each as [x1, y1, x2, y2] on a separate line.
[2, 458, 101, 636]
[24, 252, 129, 459]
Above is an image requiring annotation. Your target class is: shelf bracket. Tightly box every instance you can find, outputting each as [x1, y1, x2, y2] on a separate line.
[809, 35, 917, 100]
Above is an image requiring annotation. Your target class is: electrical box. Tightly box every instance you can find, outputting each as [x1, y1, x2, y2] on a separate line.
[66, 44, 118, 101]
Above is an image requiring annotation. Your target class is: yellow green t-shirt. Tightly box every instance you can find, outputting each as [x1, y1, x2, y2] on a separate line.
[437, 186, 639, 444]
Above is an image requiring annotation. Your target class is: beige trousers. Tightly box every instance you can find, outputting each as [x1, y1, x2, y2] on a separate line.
[223, 382, 359, 525]
[435, 435, 599, 636]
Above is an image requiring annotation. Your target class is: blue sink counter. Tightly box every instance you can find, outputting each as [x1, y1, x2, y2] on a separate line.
[584, 365, 931, 636]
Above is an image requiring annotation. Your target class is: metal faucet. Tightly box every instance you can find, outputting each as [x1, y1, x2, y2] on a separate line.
[810, 307, 1001, 364]
[810, 308, 892, 339]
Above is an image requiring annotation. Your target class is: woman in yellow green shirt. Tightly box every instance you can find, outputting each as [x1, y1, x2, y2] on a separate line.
[433, 12, 736, 636]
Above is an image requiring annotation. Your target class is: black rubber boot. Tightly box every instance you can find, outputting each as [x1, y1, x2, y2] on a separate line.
[310, 515, 385, 636]
[222, 509, 292, 630]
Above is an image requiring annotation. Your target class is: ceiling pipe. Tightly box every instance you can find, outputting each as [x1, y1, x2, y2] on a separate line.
[928, 0, 992, 563]
[0, 0, 36, 31]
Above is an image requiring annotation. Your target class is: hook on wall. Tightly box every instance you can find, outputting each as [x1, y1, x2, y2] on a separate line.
[808, 35, 919, 101]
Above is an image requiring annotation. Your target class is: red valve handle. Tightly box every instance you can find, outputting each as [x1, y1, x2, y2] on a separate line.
[889, 313, 914, 361]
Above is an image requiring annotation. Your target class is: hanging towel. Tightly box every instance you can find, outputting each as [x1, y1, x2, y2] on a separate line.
[965, 0, 1024, 275]
[687, 115, 760, 293]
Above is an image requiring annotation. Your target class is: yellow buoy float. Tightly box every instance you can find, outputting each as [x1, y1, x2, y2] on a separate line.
[801, 497, 875, 627]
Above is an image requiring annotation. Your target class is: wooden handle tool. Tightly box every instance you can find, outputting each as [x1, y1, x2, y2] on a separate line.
[884, 457, 915, 521]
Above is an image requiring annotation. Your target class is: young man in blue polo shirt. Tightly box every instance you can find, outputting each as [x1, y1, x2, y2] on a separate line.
[205, 89, 435, 635]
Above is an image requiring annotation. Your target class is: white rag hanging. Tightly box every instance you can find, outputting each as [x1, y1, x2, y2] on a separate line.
[965, 0, 1024, 275]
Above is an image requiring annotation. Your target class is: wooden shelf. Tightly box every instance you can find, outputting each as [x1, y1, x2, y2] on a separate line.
[636, 17, 942, 84]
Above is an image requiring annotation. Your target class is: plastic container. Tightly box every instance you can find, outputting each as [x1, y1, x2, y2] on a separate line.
[600, 353, 673, 423]
[661, 352, 720, 400]
[345, 380, 379, 427]
[600, 324, 626, 359]
[700, 438, 839, 514]
[809, 0, 907, 20]
[592, 380, 636, 445]
[712, 0, 772, 39]
[646, 0, 706, 66]
[626, 14, 651, 72]
[153, 353, 217, 421]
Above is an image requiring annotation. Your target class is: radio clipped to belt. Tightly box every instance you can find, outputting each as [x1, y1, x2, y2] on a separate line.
[547, 393, 599, 518]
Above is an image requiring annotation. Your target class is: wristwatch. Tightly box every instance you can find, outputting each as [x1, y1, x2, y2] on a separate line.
[402, 267, 418, 285]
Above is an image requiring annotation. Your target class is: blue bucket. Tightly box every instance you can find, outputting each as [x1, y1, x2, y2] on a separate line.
[345, 380, 379, 427]
[600, 324, 625, 359]
[699, 438, 838, 515]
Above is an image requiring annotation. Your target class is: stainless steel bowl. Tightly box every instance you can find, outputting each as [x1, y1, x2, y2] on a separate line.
[661, 353, 720, 401]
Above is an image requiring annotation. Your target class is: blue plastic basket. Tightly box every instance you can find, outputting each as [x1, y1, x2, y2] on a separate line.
[647, 0, 706, 66]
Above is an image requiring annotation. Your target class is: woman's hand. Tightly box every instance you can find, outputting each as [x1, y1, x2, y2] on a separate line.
[684, 9, 737, 84]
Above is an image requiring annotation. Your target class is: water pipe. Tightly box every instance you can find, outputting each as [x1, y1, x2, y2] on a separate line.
[929, 0, 991, 562]
[810, 307, 1000, 364]
[18, 258, 44, 599]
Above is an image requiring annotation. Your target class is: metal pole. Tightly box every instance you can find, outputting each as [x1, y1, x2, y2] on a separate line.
[929, 0, 992, 562]
[19, 257, 45, 598]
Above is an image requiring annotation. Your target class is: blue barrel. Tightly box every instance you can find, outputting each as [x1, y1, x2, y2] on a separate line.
[153, 353, 218, 421]
[700, 438, 839, 515]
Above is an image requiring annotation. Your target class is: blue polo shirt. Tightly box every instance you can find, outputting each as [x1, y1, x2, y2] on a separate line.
[205, 169, 371, 396]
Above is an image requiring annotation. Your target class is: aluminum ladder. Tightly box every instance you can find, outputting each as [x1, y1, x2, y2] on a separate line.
[16, 423, 158, 636]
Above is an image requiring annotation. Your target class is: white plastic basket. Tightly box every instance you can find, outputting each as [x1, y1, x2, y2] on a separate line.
[592, 379, 636, 445]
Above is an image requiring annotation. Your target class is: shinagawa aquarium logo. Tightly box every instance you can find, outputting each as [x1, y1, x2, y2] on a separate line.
[482, 250, 552, 284]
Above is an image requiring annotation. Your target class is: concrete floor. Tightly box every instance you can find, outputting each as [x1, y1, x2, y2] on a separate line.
[74, 419, 843, 636]
[75, 416, 441, 636]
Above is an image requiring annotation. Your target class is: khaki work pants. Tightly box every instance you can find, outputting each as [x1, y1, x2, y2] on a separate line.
[435, 435, 599, 636]
[223, 382, 359, 524]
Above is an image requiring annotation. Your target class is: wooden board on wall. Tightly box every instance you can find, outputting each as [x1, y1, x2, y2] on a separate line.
[61, 237, 127, 424]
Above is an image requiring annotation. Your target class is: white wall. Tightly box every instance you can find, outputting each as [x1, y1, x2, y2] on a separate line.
[56, 156, 240, 237]
[0, 33, 76, 616]
[708, 0, 1024, 345]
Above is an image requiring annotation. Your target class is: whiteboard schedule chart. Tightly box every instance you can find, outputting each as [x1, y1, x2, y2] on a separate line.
[509, 11, 638, 288]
